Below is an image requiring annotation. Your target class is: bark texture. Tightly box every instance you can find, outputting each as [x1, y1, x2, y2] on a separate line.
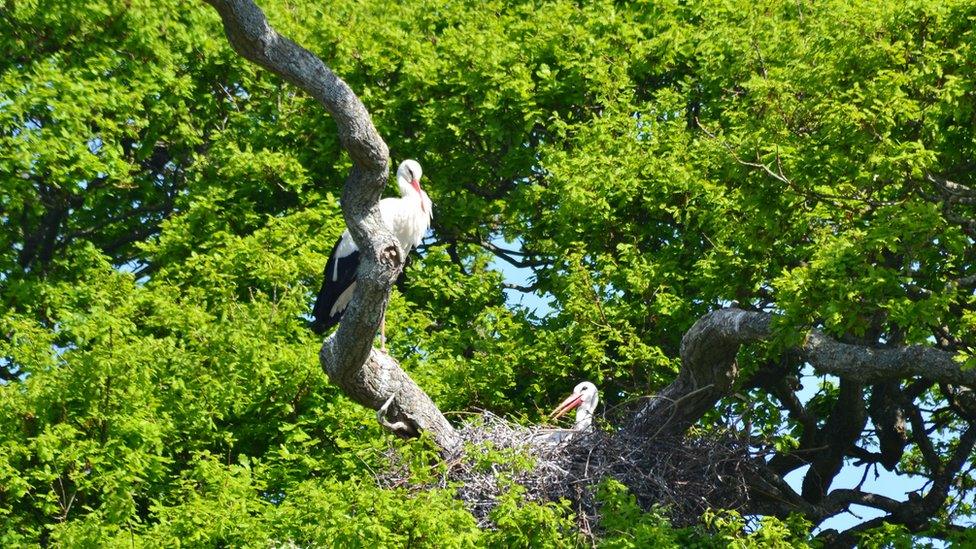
[204, 0, 459, 453]
[628, 309, 772, 437]
[630, 308, 972, 437]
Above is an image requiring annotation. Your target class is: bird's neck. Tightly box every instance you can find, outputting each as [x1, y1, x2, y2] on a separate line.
[574, 408, 593, 430]
[397, 177, 420, 198]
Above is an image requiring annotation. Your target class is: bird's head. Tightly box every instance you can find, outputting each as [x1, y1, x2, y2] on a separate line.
[549, 381, 599, 422]
[396, 159, 424, 197]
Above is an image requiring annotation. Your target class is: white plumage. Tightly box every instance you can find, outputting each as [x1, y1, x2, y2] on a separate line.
[312, 159, 432, 337]
[535, 381, 600, 444]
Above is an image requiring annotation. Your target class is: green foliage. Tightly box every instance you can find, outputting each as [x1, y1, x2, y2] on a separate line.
[2, 0, 974, 545]
[856, 522, 919, 549]
[702, 510, 815, 549]
[485, 485, 580, 548]
[595, 480, 684, 548]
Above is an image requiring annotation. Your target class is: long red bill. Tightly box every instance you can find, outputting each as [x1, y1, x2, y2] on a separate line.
[550, 393, 583, 419]
[411, 179, 426, 213]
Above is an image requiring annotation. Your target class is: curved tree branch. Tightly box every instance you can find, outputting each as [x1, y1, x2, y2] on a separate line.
[204, 0, 459, 453]
[627, 309, 771, 437]
[629, 307, 971, 436]
[630, 308, 972, 440]
[627, 308, 974, 542]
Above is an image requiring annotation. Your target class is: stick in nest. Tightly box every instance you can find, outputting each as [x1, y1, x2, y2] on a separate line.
[377, 412, 758, 536]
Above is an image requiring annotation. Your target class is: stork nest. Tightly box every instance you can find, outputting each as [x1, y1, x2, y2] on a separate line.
[378, 412, 757, 534]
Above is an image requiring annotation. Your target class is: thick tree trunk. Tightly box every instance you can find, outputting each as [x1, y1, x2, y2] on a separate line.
[203, 0, 460, 453]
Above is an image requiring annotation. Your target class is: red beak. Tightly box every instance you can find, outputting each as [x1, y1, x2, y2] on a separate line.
[411, 179, 426, 213]
[550, 392, 583, 420]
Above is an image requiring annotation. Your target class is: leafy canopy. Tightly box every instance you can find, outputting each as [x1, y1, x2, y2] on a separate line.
[1, 0, 974, 545]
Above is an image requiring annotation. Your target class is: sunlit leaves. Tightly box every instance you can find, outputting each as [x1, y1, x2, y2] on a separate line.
[1, 0, 975, 544]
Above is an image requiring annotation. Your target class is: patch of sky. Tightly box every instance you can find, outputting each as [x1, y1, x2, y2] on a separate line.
[87, 136, 103, 154]
[117, 258, 151, 285]
[634, 111, 655, 142]
[488, 234, 554, 318]
[784, 364, 961, 541]
[25, 115, 45, 130]
[0, 357, 26, 385]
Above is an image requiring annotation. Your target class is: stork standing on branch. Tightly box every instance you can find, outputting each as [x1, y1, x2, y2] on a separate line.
[311, 159, 432, 348]
[205, 0, 458, 454]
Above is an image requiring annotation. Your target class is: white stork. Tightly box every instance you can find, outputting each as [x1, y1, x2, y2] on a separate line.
[311, 159, 432, 347]
[535, 381, 600, 444]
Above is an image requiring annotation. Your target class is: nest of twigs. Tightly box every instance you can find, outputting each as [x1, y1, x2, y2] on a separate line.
[378, 412, 756, 534]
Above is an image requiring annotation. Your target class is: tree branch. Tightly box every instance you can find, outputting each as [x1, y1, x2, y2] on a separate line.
[466, 237, 552, 269]
[627, 309, 771, 437]
[753, 359, 824, 476]
[803, 330, 973, 387]
[818, 424, 976, 547]
[626, 307, 974, 539]
[822, 489, 902, 515]
[204, 0, 459, 453]
[801, 379, 866, 503]
[629, 308, 972, 438]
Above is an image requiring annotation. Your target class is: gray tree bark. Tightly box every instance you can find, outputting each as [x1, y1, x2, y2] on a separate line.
[203, 0, 459, 453]
[628, 308, 973, 437]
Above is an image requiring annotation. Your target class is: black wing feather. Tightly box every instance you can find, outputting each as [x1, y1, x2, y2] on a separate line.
[310, 238, 360, 334]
